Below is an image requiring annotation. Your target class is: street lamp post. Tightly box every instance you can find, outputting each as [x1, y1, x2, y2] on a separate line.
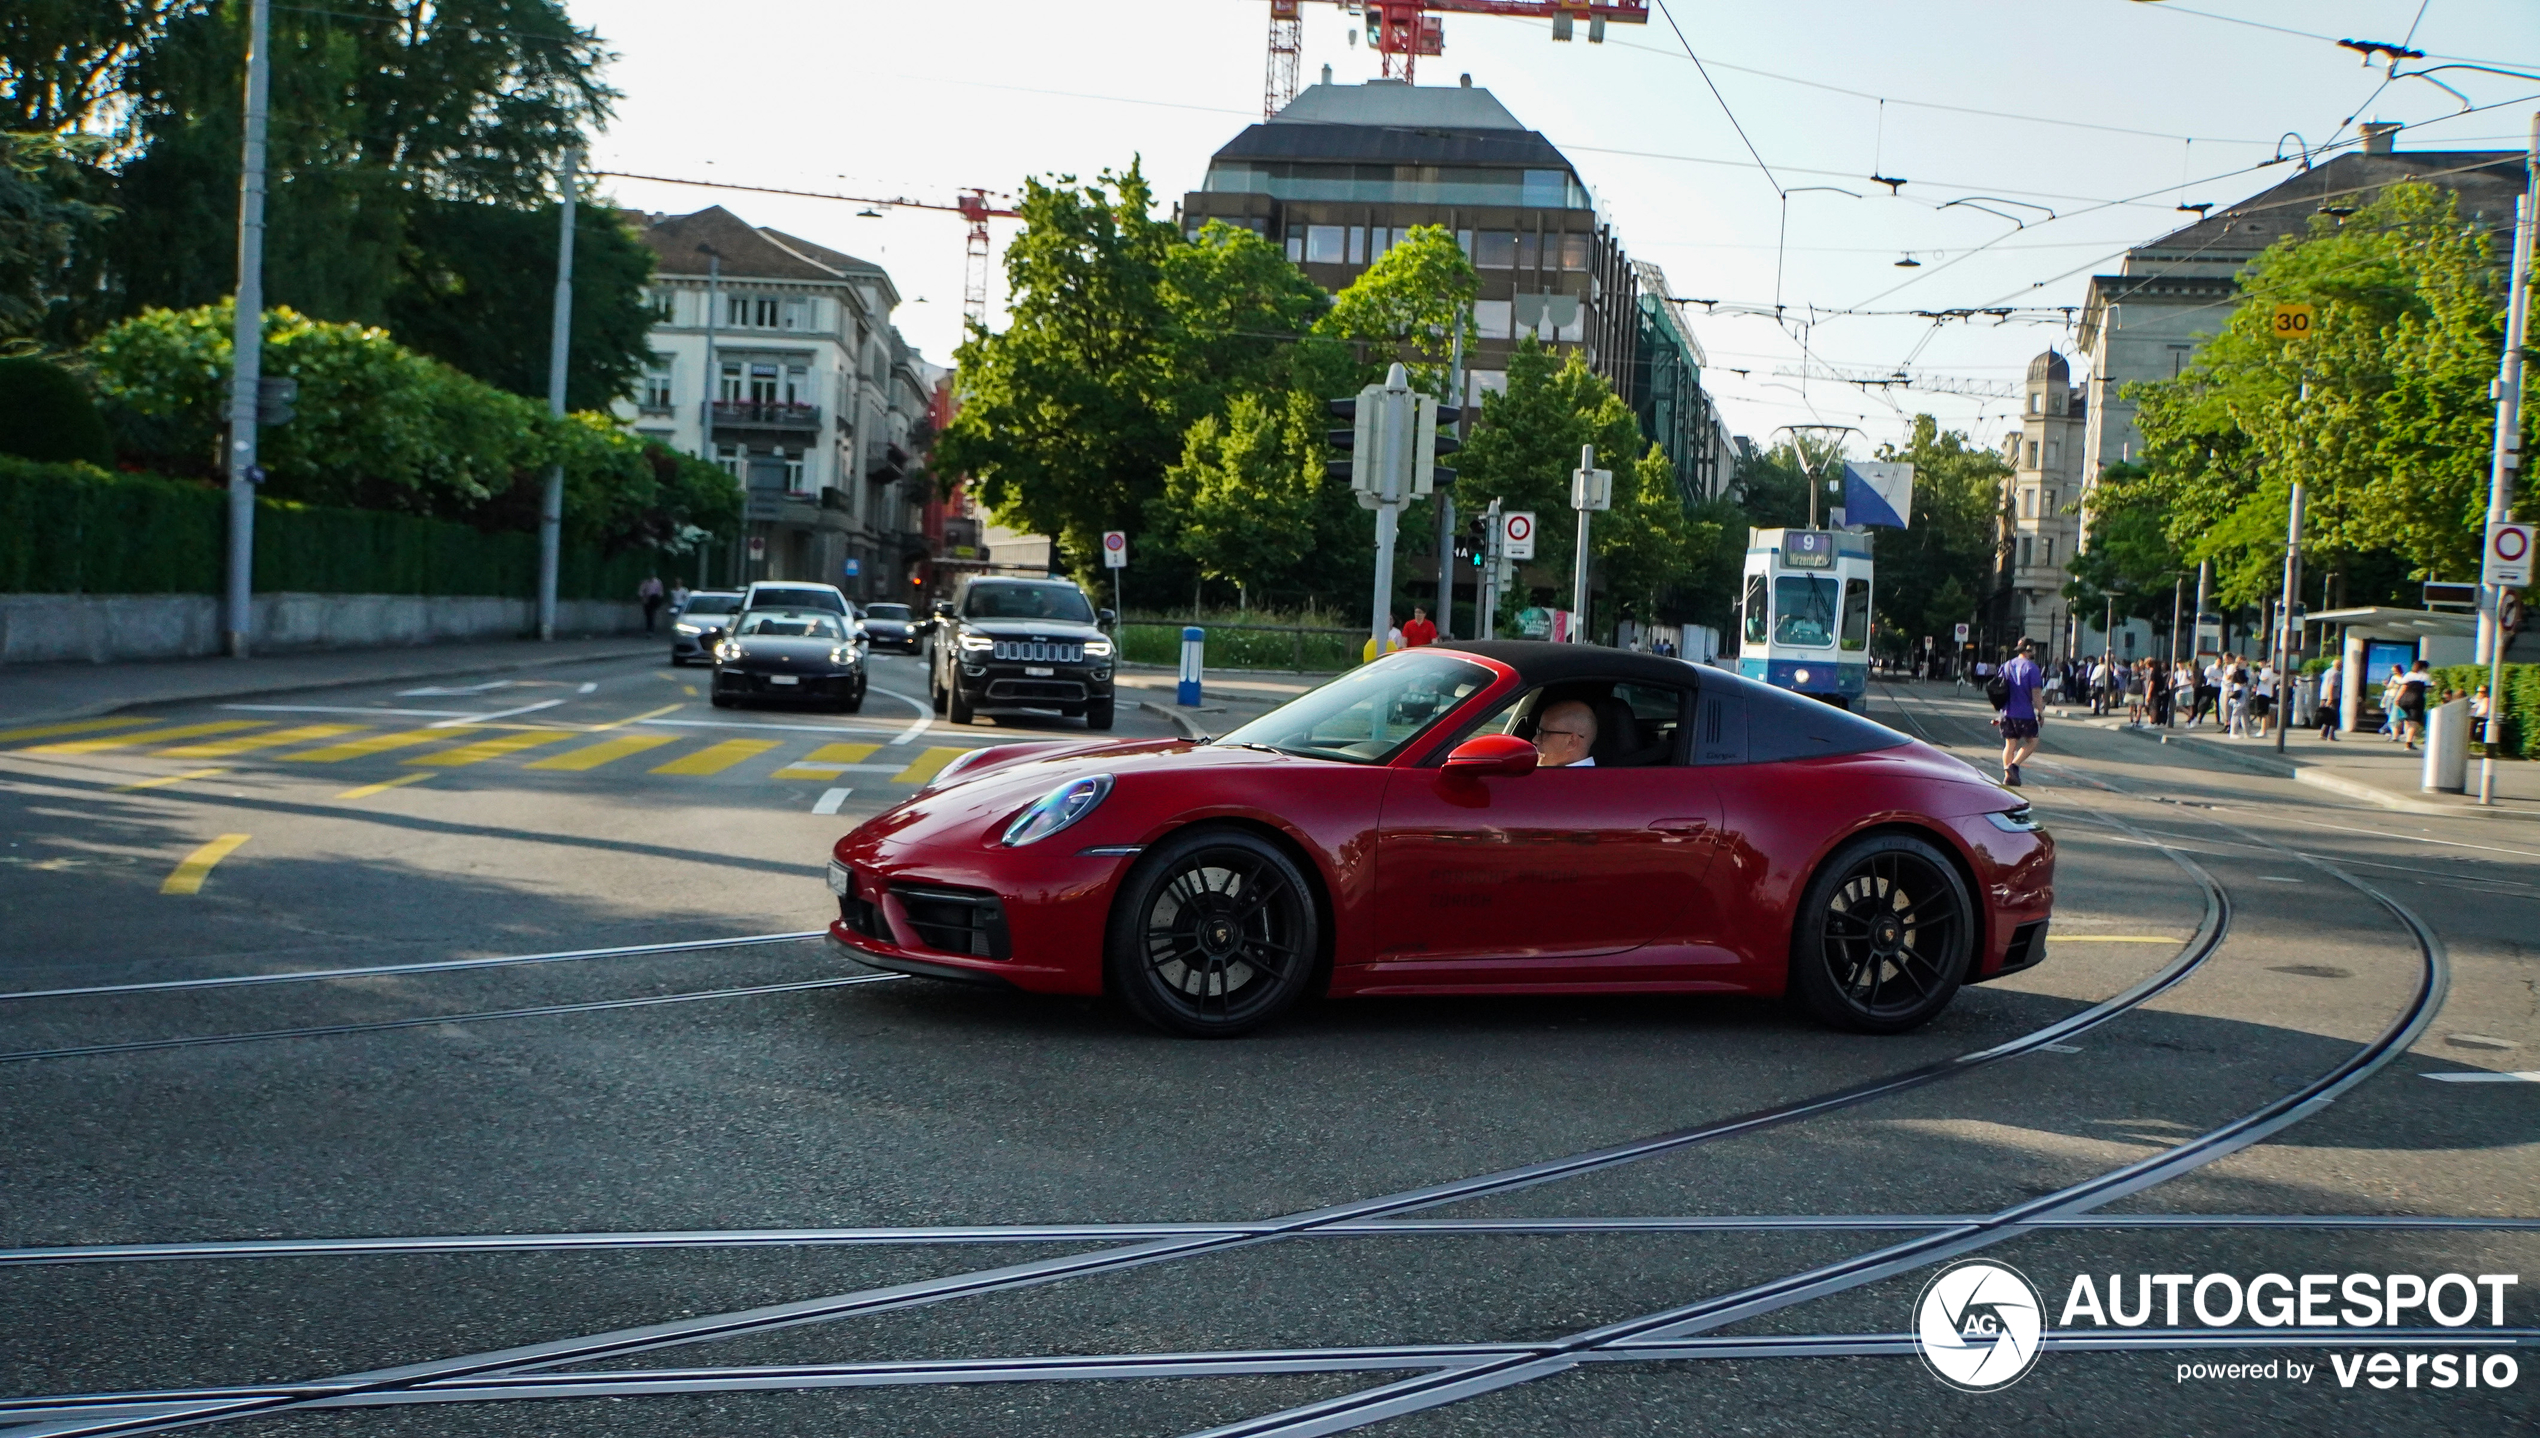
[222, 0, 273, 658]
[2276, 479, 2305, 754]
[535, 147, 580, 643]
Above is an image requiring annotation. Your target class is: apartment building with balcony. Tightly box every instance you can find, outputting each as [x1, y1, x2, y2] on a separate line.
[618, 206, 936, 600]
[1994, 350, 2088, 659]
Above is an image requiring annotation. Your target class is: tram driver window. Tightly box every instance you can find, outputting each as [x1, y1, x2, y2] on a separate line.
[1773, 575, 1838, 648]
[1742, 573, 1769, 645]
[1839, 578, 1871, 652]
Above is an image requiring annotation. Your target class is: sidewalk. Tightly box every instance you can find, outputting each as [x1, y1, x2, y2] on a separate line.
[2076, 710, 2540, 822]
[0, 636, 664, 726]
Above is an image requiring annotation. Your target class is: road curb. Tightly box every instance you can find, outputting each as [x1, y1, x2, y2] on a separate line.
[2110, 722, 2298, 778]
[5, 641, 662, 726]
[2109, 717, 2538, 821]
[1136, 700, 1211, 741]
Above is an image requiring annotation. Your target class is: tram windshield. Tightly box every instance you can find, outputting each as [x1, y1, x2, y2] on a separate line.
[1773, 575, 1839, 648]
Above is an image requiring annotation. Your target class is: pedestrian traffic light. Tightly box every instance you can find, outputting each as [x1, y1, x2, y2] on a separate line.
[1415, 400, 1460, 494]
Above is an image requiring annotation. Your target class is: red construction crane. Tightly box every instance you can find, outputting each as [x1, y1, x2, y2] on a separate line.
[598, 171, 1019, 328]
[1265, 1, 1650, 113]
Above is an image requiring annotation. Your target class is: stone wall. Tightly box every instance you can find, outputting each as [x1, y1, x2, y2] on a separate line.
[0, 593, 646, 665]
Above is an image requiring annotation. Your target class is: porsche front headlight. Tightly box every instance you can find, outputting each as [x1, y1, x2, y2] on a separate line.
[1001, 774, 1114, 847]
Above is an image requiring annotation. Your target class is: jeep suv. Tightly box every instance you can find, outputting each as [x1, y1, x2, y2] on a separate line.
[927, 576, 1116, 729]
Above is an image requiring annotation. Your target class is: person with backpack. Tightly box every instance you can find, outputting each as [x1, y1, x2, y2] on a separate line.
[1990, 639, 2044, 787]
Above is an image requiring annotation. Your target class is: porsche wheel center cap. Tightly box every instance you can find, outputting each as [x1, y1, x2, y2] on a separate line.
[1872, 916, 1904, 949]
[1201, 917, 1238, 955]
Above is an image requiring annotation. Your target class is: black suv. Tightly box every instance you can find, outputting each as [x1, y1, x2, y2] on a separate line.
[927, 576, 1117, 729]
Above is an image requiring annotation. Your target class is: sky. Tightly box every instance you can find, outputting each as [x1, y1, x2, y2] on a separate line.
[576, 0, 2538, 457]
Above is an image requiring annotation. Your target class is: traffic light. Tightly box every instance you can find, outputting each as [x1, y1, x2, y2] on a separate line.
[1455, 514, 1487, 567]
[1325, 395, 1359, 483]
[1417, 400, 1460, 493]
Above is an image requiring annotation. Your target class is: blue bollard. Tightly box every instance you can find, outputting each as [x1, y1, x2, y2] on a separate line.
[1178, 626, 1204, 706]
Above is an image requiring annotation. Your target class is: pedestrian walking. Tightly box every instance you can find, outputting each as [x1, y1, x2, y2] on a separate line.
[2398, 660, 2432, 750]
[638, 575, 665, 633]
[2316, 658, 2341, 739]
[669, 579, 691, 611]
[2251, 661, 2276, 737]
[1992, 639, 2045, 787]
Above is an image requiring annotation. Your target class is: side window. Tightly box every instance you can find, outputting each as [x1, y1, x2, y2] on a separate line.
[1612, 683, 1689, 765]
[1840, 578, 1871, 652]
[1742, 573, 1768, 646]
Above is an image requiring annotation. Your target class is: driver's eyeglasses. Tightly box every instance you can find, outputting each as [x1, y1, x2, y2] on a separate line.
[1537, 727, 1590, 741]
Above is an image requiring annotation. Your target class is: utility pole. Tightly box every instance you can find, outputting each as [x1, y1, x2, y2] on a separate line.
[222, 0, 273, 658]
[1436, 314, 1465, 639]
[1570, 444, 1611, 642]
[697, 243, 724, 582]
[1367, 363, 1413, 659]
[1480, 496, 1502, 640]
[2276, 479, 2305, 754]
[2479, 117, 2537, 802]
[536, 147, 580, 642]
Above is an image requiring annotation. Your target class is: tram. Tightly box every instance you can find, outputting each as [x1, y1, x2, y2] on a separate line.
[1736, 527, 1873, 708]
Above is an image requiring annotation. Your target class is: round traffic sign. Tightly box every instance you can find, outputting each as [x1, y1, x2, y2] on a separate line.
[1504, 513, 1533, 543]
[2497, 526, 2531, 563]
[1103, 530, 1126, 552]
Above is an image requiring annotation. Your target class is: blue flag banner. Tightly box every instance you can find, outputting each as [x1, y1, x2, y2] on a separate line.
[1842, 460, 1914, 529]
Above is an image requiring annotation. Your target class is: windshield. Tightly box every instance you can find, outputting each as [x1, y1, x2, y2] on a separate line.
[1773, 575, 1838, 648]
[865, 604, 912, 621]
[739, 613, 844, 639]
[681, 595, 740, 616]
[752, 587, 845, 614]
[963, 582, 1095, 623]
[1216, 652, 1495, 764]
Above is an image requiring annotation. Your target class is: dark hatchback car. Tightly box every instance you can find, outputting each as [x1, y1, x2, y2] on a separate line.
[860, 602, 919, 652]
[926, 577, 1116, 729]
[711, 610, 867, 712]
[669, 590, 743, 666]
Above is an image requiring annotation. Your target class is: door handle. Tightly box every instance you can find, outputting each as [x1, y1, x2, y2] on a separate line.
[1648, 817, 1710, 835]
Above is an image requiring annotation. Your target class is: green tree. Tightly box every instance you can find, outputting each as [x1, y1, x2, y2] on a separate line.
[0, 355, 109, 463]
[1155, 388, 1324, 591]
[0, 131, 112, 341]
[384, 198, 659, 412]
[1315, 224, 1475, 395]
[2060, 462, 2187, 623]
[1867, 415, 2013, 645]
[2125, 180, 2530, 604]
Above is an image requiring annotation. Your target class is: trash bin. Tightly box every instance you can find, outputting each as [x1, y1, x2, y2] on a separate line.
[2422, 697, 2469, 794]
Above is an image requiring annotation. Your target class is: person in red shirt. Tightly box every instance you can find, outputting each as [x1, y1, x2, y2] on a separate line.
[1401, 605, 1438, 648]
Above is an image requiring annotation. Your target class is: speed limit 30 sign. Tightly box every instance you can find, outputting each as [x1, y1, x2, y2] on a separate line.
[2486, 522, 2533, 589]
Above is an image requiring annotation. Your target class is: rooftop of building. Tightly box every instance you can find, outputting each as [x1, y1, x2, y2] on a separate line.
[2123, 136, 2523, 264]
[633, 207, 893, 297]
[1210, 77, 1574, 173]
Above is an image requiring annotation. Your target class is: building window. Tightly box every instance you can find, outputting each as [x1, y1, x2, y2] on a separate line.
[1473, 298, 1513, 339]
[719, 362, 744, 402]
[1367, 227, 1393, 264]
[2043, 537, 2055, 565]
[1474, 231, 1519, 269]
[1346, 226, 1367, 264]
[2025, 439, 2040, 469]
[784, 364, 810, 405]
[783, 298, 808, 331]
[1521, 169, 1570, 208]
[1306, 225, 1345, 264]
[641, 369, 672, 411]
[1456, 229, 1475, 259]
[2044, 439, 2060, 470]
[645, 289, 674, 322]
[2020, 537, 2034, 568]
[1513, 231, 1539, 270]
[1557, 233, 1590, 270]
[783, 448, 808, 493]
[714, 444, 744, 479]
[1285, 232, 1304, 262]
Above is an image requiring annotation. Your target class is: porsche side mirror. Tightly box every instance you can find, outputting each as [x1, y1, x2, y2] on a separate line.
[1097, 607, 1116, 629]
[1442, 733, 1538, 778]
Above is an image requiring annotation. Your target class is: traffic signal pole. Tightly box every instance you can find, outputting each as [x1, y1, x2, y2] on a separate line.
[536, 148, 580, 642]
[1367, 365, 1411, 660]
[2478, 115, 2536, 803]
[222, 0, 272, 658]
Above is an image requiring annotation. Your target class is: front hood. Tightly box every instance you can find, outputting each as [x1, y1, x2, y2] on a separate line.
[728, 636, 853, 663]
[841, 738, 1289, 855]
[959, 618, 1106, 640]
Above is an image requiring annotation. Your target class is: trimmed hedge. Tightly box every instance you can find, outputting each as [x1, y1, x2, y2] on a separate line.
[2433, 662, 2540, 760]
[0, 458, 660, 601]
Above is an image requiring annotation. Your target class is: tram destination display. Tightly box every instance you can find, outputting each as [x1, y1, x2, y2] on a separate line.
[1782, 530, 1838, 570]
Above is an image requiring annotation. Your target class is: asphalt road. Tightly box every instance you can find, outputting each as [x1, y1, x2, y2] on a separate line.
[0, 656, 2531, 1437]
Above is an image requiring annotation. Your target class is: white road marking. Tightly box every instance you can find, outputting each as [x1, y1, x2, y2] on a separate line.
[2040, 1043, 2084, 1054]
[398, 680, 517, 696]
[2297, 819, 2540, 863]
[867, 684, 933, 745]
[427, 698, 567, 729]
[2422, 1072, 2540, 1083]
[635, 716, 951, 739]
[577, 682, 598, 694]
[777, 763, 903, 774]
[811, 788, 852, 815]
[2446, 1034, 2518, 1050]
[222, 704, 476, 718]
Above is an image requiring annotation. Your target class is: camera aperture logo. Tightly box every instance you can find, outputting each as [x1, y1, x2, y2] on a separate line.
[1916, 1260, 2046, 1391]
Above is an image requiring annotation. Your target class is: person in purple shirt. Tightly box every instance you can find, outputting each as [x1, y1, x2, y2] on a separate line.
[1995, 638, 2044, 787]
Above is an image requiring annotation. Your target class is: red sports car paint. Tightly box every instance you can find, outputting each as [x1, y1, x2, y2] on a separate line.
[826, 645, 2053, 1015]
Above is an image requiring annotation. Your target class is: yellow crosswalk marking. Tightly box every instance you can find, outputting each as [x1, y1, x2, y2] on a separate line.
[117, 767, 230, 792]
[27, 721, 264, 756]
[0, 718, 152, 745]
[526, 734, 677, 771]
[161, 724, 361, 758]
[404, 730, 574, 767]
[772, 741, 881, 780]
[890, 746, 967, 785]
[161, 833, 250, 895]
[338, 772, 435, 800]
[651, 737, 781, 775]
[283, 727, 482, 762]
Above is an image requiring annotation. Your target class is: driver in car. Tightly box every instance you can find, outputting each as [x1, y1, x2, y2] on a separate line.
[1532, 699, 1598, 768]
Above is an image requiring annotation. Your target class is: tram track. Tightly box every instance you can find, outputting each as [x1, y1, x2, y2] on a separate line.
[0, 685, 2472, 1436]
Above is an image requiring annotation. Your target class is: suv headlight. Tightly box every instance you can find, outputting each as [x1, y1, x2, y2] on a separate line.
[957, 632, 994, 651]
[1001, 774, 1114, 847]
[1082, 637, 1113, 657]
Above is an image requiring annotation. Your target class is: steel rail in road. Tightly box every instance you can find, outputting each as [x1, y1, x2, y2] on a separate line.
[12, 1325, 2533, 1425]
[0, 974, 901, 1065]
[8, 1211, 2535, 1269]
[1172, 685, 2451, 1435]
[0, 930, 829, 1004]
[0, 767, 2237, 1437]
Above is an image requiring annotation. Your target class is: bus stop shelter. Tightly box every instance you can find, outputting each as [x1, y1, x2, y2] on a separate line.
[2310, 606, 2481, 733]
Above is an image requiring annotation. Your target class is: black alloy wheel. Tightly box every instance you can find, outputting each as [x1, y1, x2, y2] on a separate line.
[1790, 832, 1974, 1034]
[1107, 828, 1318, 1038]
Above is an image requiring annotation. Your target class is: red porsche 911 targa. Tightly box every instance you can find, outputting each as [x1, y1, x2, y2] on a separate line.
[826, 642, 2053, 1037]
